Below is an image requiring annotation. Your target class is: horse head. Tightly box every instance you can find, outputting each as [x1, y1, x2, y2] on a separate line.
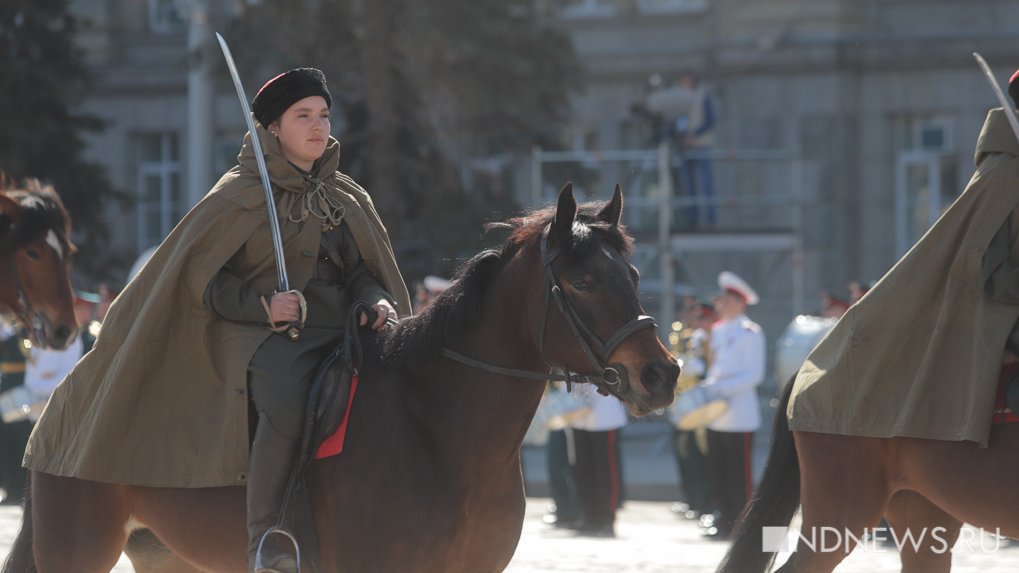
[534, 183, 679, 415]
[0, 184, 77, 350]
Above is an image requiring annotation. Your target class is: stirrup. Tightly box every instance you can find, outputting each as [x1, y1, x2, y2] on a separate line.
[254, 526, 301, 573]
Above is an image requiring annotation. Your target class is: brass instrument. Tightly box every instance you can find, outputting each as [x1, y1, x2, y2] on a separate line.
[668, 320, 724, 436]
[670, 320, 711, 393]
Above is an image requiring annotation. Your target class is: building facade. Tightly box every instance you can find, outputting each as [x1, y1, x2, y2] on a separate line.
[533, 0, 1019, 357]
[67, 0, 1019, 364]
[70, 0, 242, 269]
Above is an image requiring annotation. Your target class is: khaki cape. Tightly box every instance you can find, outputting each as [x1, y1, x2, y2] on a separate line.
[789, 109, 1019, 447]
[25, 125, 412, 487]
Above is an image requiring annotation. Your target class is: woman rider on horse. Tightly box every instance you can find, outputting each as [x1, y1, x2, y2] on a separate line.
[23, 68, 412, 573]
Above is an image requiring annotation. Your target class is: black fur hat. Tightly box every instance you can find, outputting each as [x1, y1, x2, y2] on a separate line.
[251, 68, 332, 128]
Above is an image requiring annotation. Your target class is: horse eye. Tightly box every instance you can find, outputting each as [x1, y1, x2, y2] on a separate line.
[25, 249, 41, 260]
[570, 279, 591, 292]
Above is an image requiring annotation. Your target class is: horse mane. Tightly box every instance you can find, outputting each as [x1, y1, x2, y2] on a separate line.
[379, 202, 633, 368]
[0, 177, 73, 255]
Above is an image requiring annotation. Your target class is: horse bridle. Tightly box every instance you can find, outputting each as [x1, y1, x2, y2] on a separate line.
[443, 224, 658, 398]
[1, 222, 49, 342]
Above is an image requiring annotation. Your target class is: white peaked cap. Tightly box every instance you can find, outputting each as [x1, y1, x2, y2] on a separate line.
[423, 275, 451, 293]
[718, 271, 759, 306]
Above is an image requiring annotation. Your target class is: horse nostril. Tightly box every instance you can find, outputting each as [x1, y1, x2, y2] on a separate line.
[641, 362, 675, 392]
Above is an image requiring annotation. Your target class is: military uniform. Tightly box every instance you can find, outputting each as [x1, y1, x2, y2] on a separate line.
[205, 221, 391, 441]
[542, 382, 583, 529]
[0, 326, 30, 503]
[24, 126, 411, 488]
[569, 382, 627, 537]
[701, 272, 765, 537]
[669, 324, 713, 518]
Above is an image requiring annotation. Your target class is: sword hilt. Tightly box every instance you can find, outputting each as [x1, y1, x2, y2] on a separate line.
[285, 290, 307, 341]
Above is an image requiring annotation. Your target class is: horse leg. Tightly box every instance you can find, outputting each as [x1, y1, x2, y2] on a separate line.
[128, 484, 248, 572]
[883, 490, 960, 573]
[894, 425, 1019, 540]
[781, 432, 891, 573]
[31, 472, 130, 573]
[123, 529, 205, 573]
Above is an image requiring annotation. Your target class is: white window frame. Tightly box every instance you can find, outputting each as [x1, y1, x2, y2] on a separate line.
[894, 150, 955, 256]
[136, 133, 181, 251]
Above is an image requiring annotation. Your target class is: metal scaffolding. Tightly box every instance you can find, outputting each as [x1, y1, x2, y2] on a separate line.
[529, 142, 805, 329]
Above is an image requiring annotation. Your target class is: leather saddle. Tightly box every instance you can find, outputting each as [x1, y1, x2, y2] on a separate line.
[294, 300, 377, 474]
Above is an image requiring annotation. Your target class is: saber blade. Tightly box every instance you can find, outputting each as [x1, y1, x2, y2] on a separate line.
[974, 52, 1019, 144]
[216, 33, 301, 340]
[215, 32, 290, 292]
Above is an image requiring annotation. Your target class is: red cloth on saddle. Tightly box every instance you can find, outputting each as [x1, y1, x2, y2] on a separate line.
[315, 374, 360, 459]
[993, 363, 1019, 425]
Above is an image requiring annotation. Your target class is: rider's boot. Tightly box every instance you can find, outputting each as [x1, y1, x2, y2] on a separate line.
[248, 413, 300, 573]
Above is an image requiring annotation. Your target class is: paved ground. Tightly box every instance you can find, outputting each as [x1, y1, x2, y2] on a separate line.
[505, 499, 1019, 573]
[511, 396, 1019, 572]
[1, 386, 1012, 572]
[1, 498, 1016, 572]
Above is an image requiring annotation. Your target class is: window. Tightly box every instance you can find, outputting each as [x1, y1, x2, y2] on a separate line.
[908, 118, 953, 152]
[214, 133, 245, 175]
[895, 151, 958, 256]
[148, 0, 184, 34]
[134, 133, 182, 251]
[894, 117, 958, 255]
[636, 0, 708, 15]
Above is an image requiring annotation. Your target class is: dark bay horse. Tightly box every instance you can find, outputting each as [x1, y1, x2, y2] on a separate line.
[719, 379, 1019, 573]
[3, 184, 680, 573]
[0, 179, 77, 350]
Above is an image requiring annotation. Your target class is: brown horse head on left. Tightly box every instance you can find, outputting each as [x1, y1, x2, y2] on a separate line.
[0, 179, 77, 349]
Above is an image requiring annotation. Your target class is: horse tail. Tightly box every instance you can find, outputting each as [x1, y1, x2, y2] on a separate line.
[716, 379, 800, 573]
[2, 472, 37, 573]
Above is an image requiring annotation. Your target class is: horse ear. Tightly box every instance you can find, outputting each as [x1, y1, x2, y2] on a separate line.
[597, 184, 624, 227]
[551, 182, 577, 239]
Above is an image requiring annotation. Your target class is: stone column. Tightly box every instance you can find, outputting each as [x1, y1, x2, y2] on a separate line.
[183, 0, 214, 208]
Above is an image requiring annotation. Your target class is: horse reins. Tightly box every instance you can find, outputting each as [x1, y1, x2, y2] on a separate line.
[442, 224, 658, 398]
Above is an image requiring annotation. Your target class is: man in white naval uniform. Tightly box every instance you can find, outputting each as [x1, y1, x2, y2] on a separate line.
[699, 271, 765, 539]
[569, 382, 628, 537]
